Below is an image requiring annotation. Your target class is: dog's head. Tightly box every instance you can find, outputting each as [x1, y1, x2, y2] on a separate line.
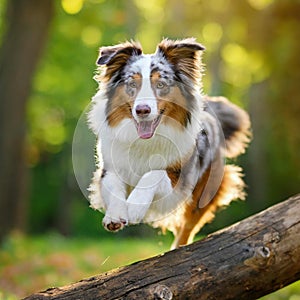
[96, 38, 205, 139]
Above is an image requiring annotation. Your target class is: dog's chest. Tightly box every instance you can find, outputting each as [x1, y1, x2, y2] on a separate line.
[105, 133, 194, 186]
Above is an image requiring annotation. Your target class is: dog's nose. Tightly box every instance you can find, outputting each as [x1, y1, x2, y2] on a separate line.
[135, 104, 151, 118]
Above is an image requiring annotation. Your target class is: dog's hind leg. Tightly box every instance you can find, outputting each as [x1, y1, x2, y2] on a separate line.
[171, 165, 245, 249]
[171, 169, 211, 249]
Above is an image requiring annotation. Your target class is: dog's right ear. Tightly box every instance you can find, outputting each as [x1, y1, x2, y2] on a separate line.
[96, 41, 142, 81]
[97, 46, 121, 65]
[97, 41, 142, 65]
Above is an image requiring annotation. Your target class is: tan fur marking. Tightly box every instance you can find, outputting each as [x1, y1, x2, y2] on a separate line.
[107, 86, 133, 127]
[172, 169, 211, 247]
[157, 86, 190, 128]
[172, 164, 245, 248]
[132, 73, 142, 80]
[166, 164, 181, 188]
[151, 71, 161, 81]
[103, 53, 131, 81]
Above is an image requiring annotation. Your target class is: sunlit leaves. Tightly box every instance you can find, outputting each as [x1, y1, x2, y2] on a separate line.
[226, 18, 248, 42]
[28, 101, 66, 157]
[202, 23, 223, 46]
[220, 43, 269, 88]
[222, 43, 248, 67]
[134, 0, 166, 24]
[81, 26, 102, 47]
[207, 0, 231, 13]
[134, 0, 166, 52]
[248, 0, 274, 10]
[61, 0, 84, 15]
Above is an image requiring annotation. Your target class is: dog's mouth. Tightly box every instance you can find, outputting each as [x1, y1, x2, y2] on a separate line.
[134, 114, 162, 139]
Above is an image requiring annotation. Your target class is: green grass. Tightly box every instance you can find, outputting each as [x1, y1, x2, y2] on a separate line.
[260, 281, 300, 300]
[0, 233, 299, 299]
[0, 232, 171, 299]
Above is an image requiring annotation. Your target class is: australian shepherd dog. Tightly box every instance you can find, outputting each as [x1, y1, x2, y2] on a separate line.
[88, 38, 251, 249]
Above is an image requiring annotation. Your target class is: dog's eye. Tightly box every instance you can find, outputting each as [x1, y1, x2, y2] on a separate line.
[156, 81, 166, 89]
[128, 81, 137, 88]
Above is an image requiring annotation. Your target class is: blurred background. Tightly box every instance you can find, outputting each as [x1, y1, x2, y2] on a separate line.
[0, 0, 299, 298]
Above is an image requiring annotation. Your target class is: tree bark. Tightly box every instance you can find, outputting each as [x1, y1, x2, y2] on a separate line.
[0, 0, 54, 240]
[24, 194, 300, 300]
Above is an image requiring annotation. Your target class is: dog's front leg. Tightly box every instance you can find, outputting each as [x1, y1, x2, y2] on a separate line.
[101, 171, 128, 231]
[127, 170, 173, 224]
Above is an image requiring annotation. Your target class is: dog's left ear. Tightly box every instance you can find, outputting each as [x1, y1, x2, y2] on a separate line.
[157, 38, 205, 84]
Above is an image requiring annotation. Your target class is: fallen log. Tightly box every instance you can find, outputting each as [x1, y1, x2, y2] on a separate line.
[24, 194, 300, 300]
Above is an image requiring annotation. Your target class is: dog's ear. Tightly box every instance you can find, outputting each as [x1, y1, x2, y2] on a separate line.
[96, 41, 142, 81]
[97, 41, 142, 65]
[157, 38, 205, 84]
[97, 46, 121, 65]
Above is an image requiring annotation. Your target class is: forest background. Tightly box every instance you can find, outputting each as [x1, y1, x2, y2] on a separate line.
[0, 0, 299, 298]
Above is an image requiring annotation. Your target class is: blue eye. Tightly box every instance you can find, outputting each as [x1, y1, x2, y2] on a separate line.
[156, 81, 166, 89]
[129, 81, 137, 88]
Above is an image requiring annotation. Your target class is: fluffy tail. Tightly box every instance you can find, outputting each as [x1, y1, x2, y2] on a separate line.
[204, 96, 252, 158]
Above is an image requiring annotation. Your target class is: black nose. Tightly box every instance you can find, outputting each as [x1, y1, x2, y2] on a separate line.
[135, 104, 151, 117]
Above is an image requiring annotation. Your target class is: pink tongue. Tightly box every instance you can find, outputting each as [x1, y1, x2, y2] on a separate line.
[137, 121, 155, 139]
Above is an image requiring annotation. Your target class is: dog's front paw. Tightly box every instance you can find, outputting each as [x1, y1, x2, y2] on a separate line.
[102, 215, 128, 232]
[127, 203, 149, 224]
[102, 198, 128, 232]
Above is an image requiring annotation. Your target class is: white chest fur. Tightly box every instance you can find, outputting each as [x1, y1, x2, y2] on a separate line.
[99, 118, 198, 187]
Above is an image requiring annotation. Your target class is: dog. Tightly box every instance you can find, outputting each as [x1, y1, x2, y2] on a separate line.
[88, 38, 251, 249]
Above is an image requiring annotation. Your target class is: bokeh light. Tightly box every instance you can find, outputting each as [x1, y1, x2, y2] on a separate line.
[61, 0, 84, 15]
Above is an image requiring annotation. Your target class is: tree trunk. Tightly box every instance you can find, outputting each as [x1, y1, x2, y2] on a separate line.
[0, 0, 54, 240]
[24, 194, 300, 300]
